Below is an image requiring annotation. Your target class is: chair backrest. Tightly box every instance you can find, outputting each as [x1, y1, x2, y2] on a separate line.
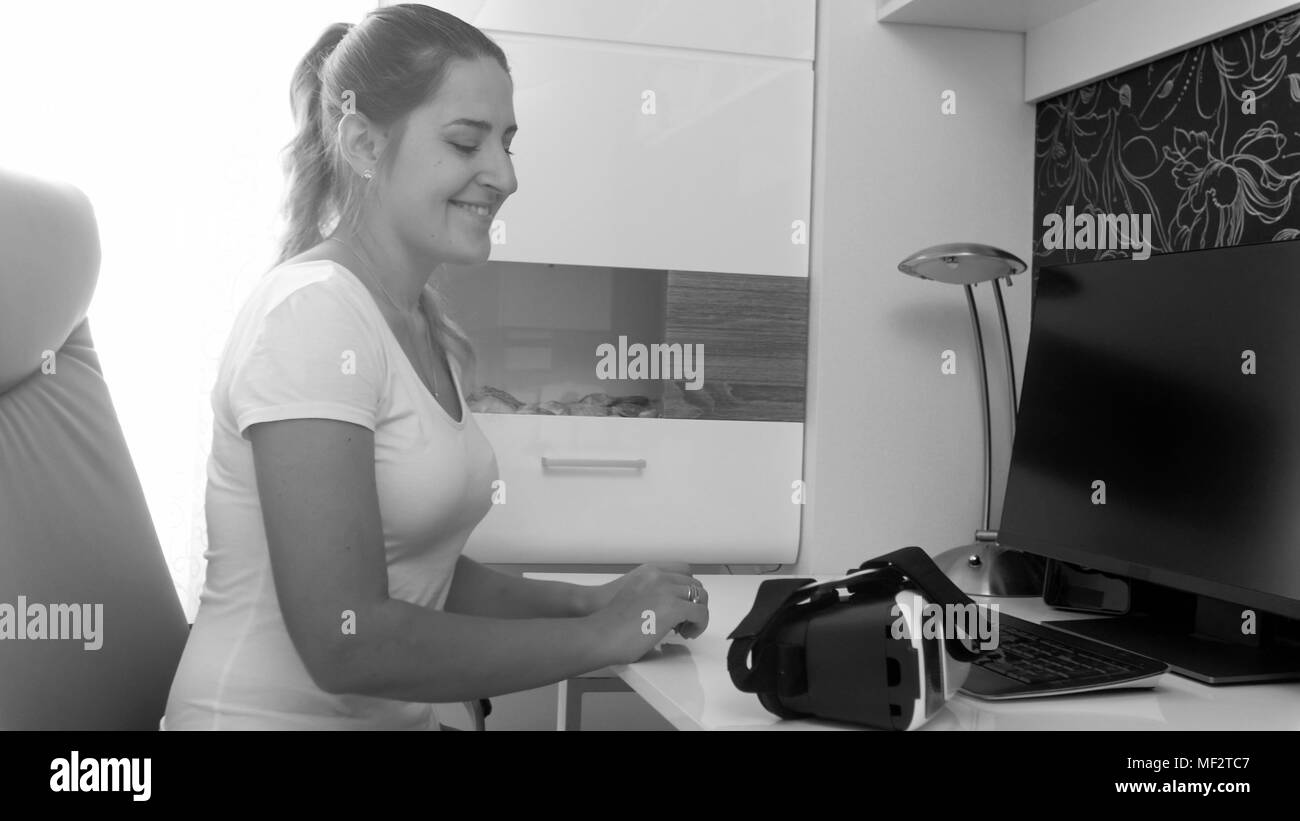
[0, 167, 189, 729]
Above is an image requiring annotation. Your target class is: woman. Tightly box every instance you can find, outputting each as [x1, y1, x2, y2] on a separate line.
[164, 4, 708, 730]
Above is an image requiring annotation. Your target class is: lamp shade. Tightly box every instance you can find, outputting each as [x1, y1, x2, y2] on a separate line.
[898, 242, 1026, 285]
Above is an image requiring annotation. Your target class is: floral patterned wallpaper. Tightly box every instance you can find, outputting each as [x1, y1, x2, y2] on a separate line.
[1034, 10, 1300, 273]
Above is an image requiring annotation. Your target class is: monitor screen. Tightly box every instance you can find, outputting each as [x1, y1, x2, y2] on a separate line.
[1000, 240, 1300, 620]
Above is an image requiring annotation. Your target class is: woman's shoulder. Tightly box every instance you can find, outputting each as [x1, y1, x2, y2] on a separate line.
[265, 254, 355, 296]
[221, 256, 390, 378]
[217, 256, 394, 407]
[255, 256, 376, 327]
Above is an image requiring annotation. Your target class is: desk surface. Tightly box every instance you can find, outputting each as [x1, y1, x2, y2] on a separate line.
[528, 573, 1300, 730]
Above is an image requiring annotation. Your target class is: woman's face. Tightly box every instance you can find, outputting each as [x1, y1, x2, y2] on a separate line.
[379, 56, 518, 268]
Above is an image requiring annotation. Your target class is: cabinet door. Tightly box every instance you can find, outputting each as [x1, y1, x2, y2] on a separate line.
[465, 416, 803, 564]
[488, 35, 812, 277]
[421, 0, 815, 59]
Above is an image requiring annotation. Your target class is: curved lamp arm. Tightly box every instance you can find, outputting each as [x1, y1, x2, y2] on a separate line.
[964, 283, 992, 533]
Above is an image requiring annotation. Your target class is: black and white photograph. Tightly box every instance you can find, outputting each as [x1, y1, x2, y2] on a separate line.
[0, 0, 1296, 803]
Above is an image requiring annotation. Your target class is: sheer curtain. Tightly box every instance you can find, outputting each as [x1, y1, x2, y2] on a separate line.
[0, 0, 376, 618]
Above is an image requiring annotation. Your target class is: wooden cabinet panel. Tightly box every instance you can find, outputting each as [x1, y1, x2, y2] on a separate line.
[662, 272, 807, 422]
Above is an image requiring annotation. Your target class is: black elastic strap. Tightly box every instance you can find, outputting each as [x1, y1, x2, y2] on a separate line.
[856, 546, 982, 662]
[727, 577, 813, 693]
[729, 577, 813, 642]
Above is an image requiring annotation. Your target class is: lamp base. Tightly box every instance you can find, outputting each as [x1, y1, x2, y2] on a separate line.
[933, 538, 1045, 597]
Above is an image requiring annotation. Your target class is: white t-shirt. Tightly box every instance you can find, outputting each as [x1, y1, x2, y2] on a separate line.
[164, 259, 499, 730]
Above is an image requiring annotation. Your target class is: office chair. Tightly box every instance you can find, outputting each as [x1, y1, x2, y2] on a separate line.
[0, 167, 190, 729]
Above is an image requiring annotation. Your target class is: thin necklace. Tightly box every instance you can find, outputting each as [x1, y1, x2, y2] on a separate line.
[327, 236, 441, 400]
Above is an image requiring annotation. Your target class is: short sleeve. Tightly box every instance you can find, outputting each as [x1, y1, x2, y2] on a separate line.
[229, 281, 387, 439]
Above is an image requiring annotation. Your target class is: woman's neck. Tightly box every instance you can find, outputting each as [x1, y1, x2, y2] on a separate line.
[333, 224, 435, 311]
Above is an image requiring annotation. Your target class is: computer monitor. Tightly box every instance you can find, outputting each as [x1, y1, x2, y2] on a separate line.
[999, 239, 1300, 683]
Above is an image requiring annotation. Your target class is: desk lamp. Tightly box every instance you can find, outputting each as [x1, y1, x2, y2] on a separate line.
[897, 242, 1043, 596]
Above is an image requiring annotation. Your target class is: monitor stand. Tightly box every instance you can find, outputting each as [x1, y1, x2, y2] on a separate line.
[1043, 591, 1300, 684]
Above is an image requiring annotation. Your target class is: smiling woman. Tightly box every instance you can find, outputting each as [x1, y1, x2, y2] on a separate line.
[162, 3, 710, 731]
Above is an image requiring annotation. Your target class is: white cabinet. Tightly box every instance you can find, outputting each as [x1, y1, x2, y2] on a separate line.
[441, 261, 808, 565]
[404, 0, 815, 276]
[491, 36, 812, 276]
[426, 0, 814, 59]
[394, 1, 816, 564]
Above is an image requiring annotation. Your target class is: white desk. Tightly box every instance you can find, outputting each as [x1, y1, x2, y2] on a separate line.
[528, 573, 1300, 730]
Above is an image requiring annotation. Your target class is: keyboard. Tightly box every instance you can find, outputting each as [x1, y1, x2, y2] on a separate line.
[960, 611, 1169, 700]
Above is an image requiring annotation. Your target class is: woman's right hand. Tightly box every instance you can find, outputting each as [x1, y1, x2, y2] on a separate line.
[591, 564, 709, 665]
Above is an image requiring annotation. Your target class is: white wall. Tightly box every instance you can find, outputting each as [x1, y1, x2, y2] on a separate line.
[795, 0, 1036, 575]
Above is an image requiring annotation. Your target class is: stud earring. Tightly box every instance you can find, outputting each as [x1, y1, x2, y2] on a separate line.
[362, 169, 373, 180]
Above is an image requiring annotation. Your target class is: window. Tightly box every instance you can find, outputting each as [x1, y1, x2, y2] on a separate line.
[0, 0, 378, 617]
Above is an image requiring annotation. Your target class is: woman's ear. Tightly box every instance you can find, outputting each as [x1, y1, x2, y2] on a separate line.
[337, 112, 389, 179]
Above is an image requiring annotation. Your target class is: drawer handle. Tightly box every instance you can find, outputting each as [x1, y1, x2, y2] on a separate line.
[541, 457, 647, 470]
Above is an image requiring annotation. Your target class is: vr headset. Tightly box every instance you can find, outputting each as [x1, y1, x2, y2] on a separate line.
[726, 546, 984, 730]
